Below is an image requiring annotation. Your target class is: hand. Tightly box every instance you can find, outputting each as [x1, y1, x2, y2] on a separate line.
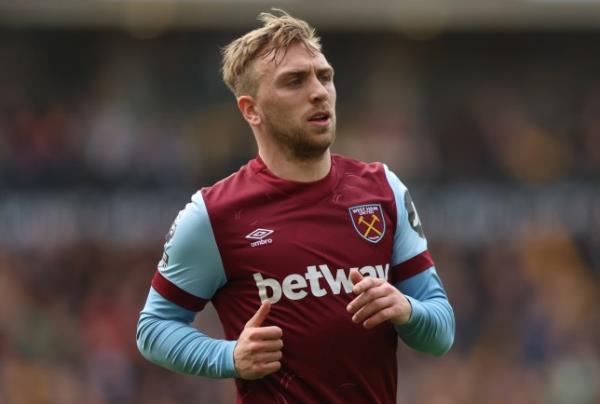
[346, 269, 412, 329]
[234, 301, 283, 380]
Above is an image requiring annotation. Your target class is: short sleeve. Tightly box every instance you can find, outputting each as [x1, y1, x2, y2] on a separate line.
[383, 165, 434, 284]
[151, 191, 227, 311]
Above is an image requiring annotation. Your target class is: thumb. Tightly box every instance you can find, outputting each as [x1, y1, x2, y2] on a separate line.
[245, 300, 271, 328]
[349, 268, 364, 286]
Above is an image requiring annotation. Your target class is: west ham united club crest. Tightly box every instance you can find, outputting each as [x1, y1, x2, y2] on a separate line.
[348, 204, 386, 244]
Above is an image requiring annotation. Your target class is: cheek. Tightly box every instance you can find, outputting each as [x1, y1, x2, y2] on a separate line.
[265, 98, 298, 120]
[328, 85, 337, 105]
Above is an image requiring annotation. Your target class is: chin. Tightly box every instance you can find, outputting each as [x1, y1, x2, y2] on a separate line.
[291, 136, 333, 160]
[301, 138, 335, 160]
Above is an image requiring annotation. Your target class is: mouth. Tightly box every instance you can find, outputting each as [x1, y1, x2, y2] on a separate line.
[307, 111, 332, 126]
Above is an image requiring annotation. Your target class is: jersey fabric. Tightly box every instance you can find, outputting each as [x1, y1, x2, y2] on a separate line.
[137, 154, 454, 403]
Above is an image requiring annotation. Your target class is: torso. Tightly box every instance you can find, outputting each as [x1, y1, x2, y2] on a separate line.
[203, 154, 399, 404]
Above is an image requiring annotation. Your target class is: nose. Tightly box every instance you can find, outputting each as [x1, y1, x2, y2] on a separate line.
[308, 75, 329, 104]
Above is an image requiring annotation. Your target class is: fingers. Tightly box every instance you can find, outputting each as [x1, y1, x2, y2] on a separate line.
[249, 326, 283, 340]
[346, 278, 412, 328]
[349, 268, 364, 285]
[245, 339, 284, 354]
[360, 307, 398, 329]
[351, 295, 396, 326]
[246, 300, 271, 327]
[260, 339, 284, 352]
[347, 282, 388, 314]
[352, 274, 385, 295]
[239, 359, 282, 380]
[245, 303, 282, 340]
[235, 336, 284, 380]
[255, 350, 283, 363]
[235, 301, 285, 380]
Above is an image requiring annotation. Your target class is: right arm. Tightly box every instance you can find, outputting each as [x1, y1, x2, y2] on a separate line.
[136, 287, 238, 377]
[136, 191, 237, 377]
[136, 191, 282, 379]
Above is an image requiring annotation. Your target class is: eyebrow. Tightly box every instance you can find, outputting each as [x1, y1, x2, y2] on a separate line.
[276, 66, 335, 81]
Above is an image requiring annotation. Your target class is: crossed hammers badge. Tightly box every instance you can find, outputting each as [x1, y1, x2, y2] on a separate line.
[348, 204, 386, 243]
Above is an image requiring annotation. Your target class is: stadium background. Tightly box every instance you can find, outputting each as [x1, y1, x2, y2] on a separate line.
[1, 2, 600, 403]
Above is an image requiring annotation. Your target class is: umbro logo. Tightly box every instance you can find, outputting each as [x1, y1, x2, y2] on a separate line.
[245, 228, 274, 248]
[245, 228, 274, 240]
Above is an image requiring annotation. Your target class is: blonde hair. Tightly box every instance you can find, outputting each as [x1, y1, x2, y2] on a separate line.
[221, 9, 322, 97]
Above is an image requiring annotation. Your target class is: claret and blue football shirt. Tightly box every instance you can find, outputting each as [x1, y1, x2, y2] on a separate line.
[137, 154, 455, 403]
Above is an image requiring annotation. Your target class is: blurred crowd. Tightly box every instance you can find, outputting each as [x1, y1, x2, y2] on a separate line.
[0, 245, 236, 403]
[0, 29, 599, 403]
[1, 31, 600, 189]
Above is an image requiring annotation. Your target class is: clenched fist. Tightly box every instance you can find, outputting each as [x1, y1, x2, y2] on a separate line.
[234, 301, 284, 380]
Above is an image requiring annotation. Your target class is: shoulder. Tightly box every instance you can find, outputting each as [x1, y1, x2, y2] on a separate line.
[200, 160, 264, 213]
[333, 154, 408, 195]
[156, 190, 227, 303]
[333, 154, 386, 177]
[377, 164, 414, 222]
[333, 155, 420, 226]
[201, 162, 253, 201]
[164, 191, 214, 259]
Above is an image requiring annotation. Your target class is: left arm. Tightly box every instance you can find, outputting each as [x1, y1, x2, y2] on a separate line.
[393, 266, 454, 356]
[346, 164, 455, 356]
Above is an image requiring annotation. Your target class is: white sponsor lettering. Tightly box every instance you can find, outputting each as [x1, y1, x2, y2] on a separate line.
[305, 265, 327, 297]
[253, 263, 390, 303]
[253, 272, 282, 303]
[318, 264, 353, 294]
[281, 274, 308, 300]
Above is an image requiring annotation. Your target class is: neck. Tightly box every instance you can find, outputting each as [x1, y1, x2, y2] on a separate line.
[258, 146, 331, 182]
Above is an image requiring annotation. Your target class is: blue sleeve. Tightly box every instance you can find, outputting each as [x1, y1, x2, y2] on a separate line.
[393, 268, 455, 356]
[136, 191, 238, 378]
[137, 289, 238, 378]
[383, 165, 455, 355]
[156, 191, 227, 298]
[383, 165, 428, 267]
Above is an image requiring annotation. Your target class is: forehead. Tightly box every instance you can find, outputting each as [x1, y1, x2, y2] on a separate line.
[256, 42, 331, 78]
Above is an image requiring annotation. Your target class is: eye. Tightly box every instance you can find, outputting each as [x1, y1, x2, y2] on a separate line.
[288, 77, 302, 86]
[319, 73, 333, 83]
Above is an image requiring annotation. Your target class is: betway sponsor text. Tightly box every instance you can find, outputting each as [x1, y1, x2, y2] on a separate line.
[253, 263, 390, 303]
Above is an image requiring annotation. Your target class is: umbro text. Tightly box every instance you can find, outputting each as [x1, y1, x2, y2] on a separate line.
[250, 238, 273, 248]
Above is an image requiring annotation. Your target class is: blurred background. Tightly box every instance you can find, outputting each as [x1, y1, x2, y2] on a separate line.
[1, 1, 600, 403]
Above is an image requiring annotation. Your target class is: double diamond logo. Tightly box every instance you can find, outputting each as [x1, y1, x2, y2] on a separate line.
[245, 228, 274, 240]
[246, 228, 274, 248]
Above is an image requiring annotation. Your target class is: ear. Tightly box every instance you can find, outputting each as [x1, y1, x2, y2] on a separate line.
[237, 95, 261, 126]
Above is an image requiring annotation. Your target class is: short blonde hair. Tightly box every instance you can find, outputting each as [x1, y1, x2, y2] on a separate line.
[221, 9, 322, 97]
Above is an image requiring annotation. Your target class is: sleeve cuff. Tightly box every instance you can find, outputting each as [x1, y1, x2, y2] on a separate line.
[394, 295, 426, 335]
[224, 340, 240, 378]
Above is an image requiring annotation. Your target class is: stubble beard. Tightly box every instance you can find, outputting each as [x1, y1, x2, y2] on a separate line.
[264, 115, 336, 162]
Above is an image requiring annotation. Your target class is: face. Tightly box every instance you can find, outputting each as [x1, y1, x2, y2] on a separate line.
[251, 42, 337, 161]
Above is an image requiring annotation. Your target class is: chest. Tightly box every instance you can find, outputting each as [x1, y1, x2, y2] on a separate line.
[211, 189, 396, 285]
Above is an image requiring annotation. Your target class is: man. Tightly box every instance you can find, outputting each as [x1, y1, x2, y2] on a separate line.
[137, 10, 454, 403]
